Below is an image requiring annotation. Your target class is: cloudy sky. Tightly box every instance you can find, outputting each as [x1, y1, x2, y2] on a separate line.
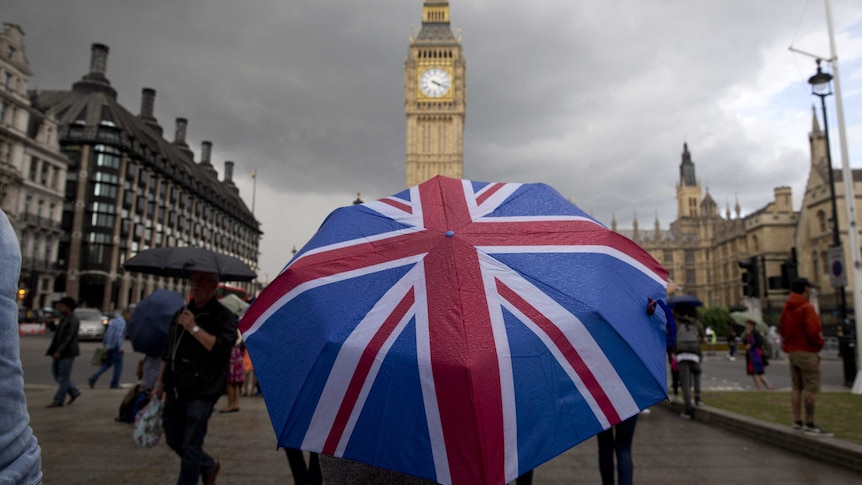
[5, 0, 862, 282]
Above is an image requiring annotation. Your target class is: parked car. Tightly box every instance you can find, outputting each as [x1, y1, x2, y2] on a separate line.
[18, 308, 47, 325]
[75, 308, 109, 341]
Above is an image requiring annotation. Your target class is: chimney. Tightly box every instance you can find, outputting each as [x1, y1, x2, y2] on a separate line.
[200, 141, 212, 166]
[140, 88, 156, 119]
[224, 161, 234, 184]
[73, 43, 116, 97]
[173, 117, 188, 147]
[89, 43, 110, 79]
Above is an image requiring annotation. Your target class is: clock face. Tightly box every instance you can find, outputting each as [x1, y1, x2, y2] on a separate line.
[419, 68, 451, 97]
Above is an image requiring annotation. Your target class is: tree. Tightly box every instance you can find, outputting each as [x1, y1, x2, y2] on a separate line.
[698, 306, 731, 337]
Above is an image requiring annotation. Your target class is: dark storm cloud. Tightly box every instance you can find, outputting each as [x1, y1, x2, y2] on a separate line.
[5, 0, 861, 278]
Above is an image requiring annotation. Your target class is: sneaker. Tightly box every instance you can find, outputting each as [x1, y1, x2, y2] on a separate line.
[792, 421, 804, 430]
[67, 393, 81, 405]
[680, 409, 693, 420]
[803, 424, 834, 437]
[45, 402, 63, 408]
[87, 377, 95, 389]
[695, 397, 703, 406]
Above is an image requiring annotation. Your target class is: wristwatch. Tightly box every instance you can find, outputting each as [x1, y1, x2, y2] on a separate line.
[192, 325, 201, 334]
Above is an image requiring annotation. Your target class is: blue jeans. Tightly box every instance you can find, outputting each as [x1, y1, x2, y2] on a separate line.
[163, 397, 217, 485]
[51, 357, 81, 405]
[597, 414, 638, 485]
[0, 208, 42, 483]
[90, 349, 123, 388]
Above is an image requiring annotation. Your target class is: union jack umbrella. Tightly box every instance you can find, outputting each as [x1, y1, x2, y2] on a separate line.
[240, 176, 670, 485]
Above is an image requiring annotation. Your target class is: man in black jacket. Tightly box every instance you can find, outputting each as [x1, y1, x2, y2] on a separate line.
[46, 296, 82, 408]
[154, 271, 237, 485]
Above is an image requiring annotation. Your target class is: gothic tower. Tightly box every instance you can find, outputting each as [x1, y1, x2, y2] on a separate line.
[676, 143, 702, 218]
[405, 0, 466, 187]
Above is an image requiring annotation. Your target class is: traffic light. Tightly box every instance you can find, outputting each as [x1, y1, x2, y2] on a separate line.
[780, 261, 798, 289]
[739, 257, 760, 297]
[17, 288, 25, 300]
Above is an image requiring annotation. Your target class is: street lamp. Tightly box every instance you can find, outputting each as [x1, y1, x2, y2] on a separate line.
[808, 59, 847, 322]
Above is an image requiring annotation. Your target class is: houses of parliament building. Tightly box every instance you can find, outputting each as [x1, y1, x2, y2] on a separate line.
[403, 2, 858, 331]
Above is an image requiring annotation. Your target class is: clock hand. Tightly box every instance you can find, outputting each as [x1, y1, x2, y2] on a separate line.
[432, 80, 443, 87]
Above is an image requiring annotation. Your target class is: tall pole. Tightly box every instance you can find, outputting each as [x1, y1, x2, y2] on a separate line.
[251, 168, 257, 216]
[816, 93, 847, 320]
[823, 0, 862, 394]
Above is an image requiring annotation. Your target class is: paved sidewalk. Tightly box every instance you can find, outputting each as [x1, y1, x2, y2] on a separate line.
[24, 385, 862, 484]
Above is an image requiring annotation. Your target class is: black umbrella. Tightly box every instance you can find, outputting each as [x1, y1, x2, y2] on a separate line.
[124, 247, 257, 282]
[666, 294, 703, 309]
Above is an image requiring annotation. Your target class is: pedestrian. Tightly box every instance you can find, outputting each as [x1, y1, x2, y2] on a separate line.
[284, 448, 322, 485]
[219, 329, 244, 413]
[154, 271, 238, 484]
[0, 208, 42, 483]
[241, 346, 256, 396]
[89, 307, 130, 389]
[768, 325, 781, 360]
[743, 319, 773, 390]
[45, 296, 83, 408]
[596, 414, 638, 485]
[726, 326, 738, 361]
[778, 278, 832, 436]
[672, 302, 705, 419]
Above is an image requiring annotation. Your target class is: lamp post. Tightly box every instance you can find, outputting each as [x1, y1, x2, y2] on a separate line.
[808, 60, 847, 322]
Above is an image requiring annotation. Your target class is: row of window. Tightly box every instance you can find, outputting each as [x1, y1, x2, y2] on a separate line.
[28, 156, 63, 191]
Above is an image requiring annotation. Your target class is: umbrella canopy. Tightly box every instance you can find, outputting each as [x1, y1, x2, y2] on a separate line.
[219, 293, 250, 317]
[729, 311, 769, 334]
[240, 176, 671, 485]
[666, 294, 703, 309]
[123, 247, 256, 282]
[128, 289, 185, 356]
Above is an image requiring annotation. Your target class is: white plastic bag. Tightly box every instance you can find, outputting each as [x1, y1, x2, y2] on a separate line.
[133, 398, 163, 448]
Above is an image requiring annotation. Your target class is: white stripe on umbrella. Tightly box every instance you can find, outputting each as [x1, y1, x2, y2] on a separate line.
[413, 263, 452, 484]
[243, 254, 425, 340]
[302, 264, 420, 453]
[491, 259, 640, 429]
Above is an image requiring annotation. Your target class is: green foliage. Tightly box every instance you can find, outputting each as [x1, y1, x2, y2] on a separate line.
[698, 306, 731, 336]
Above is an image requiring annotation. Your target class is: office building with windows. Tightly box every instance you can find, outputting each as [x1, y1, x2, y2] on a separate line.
[30, 43, 261, 311]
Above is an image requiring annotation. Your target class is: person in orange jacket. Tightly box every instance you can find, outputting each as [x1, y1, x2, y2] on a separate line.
[778, 278, 831, 436]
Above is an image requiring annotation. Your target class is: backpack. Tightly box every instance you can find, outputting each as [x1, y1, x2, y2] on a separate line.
[675, 321, 701, 354]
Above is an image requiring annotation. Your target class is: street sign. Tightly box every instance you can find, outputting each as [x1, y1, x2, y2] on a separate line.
[829, 245, 847, 288]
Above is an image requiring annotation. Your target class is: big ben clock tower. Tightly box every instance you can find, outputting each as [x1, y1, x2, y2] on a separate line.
[405, 0, 466, 187]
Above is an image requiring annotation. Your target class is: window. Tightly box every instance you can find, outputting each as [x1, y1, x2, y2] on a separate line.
[28, 157, 38, 180]
[40, 164, 49, 185]
[94, 151, 121, 169]
[817, 210, 827, 233]
[69, 122, 85, 139]
[2, 72, 10, 88]
[92, 172, 119, 198]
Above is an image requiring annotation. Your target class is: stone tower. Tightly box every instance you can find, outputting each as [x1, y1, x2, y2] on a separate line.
[676, 143, 702, 218]
[405, 0, 466, 187]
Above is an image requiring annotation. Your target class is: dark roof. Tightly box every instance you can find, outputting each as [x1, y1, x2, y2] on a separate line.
[30, 85, 260, 233]
[416, 23, 457, 43]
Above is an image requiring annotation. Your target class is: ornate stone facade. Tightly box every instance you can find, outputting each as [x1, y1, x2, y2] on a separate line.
[405, 0, 465, 187]
[0, 23, 68, 309]
[617, 117, 862, 328]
